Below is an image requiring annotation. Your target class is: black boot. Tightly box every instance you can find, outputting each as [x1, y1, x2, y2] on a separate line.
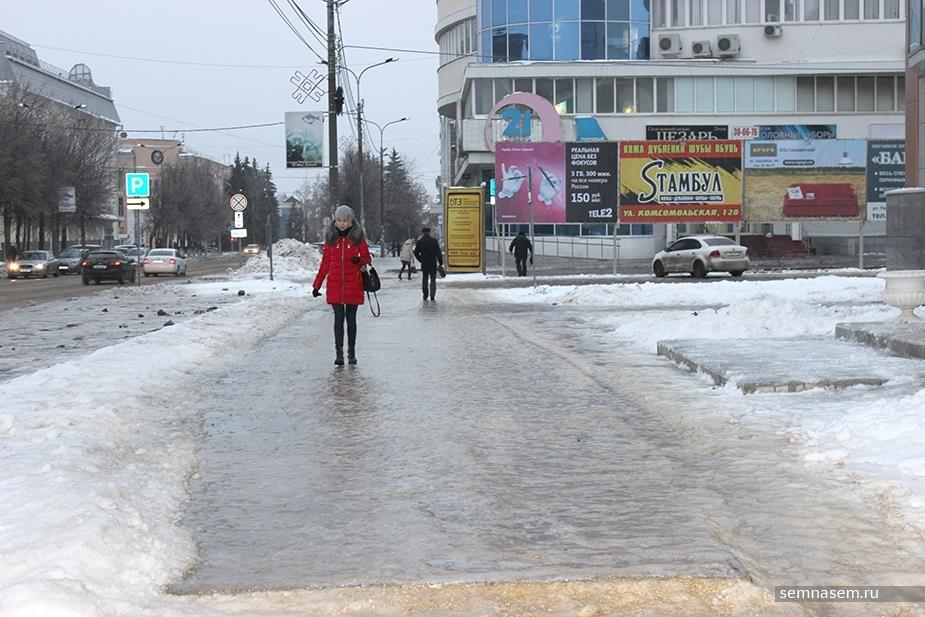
[335, 346, 345, 366]
[347, 346, 357, 365]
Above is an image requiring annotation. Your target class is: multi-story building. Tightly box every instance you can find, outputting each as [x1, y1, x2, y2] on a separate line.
[437, 0, 906, 259]
[1, 29, 121, 250]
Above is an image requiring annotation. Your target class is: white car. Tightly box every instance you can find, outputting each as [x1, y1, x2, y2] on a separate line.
[652, 235, 750, 278]
[142, 248, 188, 277]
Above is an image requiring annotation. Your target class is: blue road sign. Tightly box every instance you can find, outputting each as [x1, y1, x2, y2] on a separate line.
[125, 173, 150, 198]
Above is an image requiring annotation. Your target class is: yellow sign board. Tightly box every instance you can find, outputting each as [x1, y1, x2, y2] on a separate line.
[444, 187, 484, 273]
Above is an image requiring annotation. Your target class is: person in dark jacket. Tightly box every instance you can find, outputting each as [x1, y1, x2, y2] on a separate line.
[312, 205, 372, 366]
[509, 230, 533, 276]
[413, 227, 444, 301]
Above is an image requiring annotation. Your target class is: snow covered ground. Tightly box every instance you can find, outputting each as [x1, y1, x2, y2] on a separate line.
[1, 240, 924, 615]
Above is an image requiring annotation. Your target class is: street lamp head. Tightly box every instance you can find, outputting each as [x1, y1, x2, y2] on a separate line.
[385, 57, 398, 63]
[73, 103, 87, 109]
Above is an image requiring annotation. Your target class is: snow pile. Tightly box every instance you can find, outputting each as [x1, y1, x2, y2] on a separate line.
[230, 238, 321, 280]
[0, 287, 311, 617]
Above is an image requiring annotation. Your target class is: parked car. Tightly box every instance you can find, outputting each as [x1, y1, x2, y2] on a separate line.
[6, 250, 59, 279]
[81, 249, 135, 285]
[652, 235, 750, 278]
[142, 248, 188, 277]
[56, 247, 90, 275]
[367, 243, 383, 257]
[242, 244, 261, 255]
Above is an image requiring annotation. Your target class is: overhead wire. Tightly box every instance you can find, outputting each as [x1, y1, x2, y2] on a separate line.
[266, 0, 325, 62]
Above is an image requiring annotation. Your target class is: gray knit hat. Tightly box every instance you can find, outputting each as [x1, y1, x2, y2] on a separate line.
[334, 204, 355, 221]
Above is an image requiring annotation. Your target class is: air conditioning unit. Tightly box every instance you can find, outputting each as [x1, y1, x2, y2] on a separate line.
[691, 40, 712, 57]
[764, 24, 782, 37]
[657, 33, 682, 57]
[716, 33, 741, 57]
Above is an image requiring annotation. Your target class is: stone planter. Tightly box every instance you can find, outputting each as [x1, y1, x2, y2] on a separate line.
[878, 270, 925, 322]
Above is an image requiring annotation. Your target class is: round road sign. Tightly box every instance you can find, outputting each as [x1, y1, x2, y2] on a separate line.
[230, 193, 248, 212]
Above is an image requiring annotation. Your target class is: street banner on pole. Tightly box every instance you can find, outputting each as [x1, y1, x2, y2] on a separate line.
[57, 186, 76, 213]
[619, 140, 744, 223]
[285, 111, 324, 168]
[444, 187, 484, 273]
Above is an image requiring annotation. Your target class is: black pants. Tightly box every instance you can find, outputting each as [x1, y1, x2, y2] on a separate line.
[398, 260, 413, 279]
[332, 304, 358, 347]
[515, 255, 528, 276]
[421, 270, 437, 299]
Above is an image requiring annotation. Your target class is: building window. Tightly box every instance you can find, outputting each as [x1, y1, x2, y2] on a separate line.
[536, 78, 554, 105]
[756, 77, 775, 112]
[689, 0, 704, 23]
[531, 0, 554, 20]
[576, 78, 595, 112]
[616, 77, 634, 112]
[856, 76, 875, 110]
[557, 0, 580, 18]
[475, 79, 493, 114]
[657, 78, 674, 113]
[884, 0, 899, 17]
[816, 76, 835, 111]
[876, 75, 895, 110]
[716, 77, 735, 112]
[863, 0, 879, 18]
[735, 77, 755, 111]
[583, 0, 607, 18]
[675, 77, 694, 112]
[823, 0, 839, 19]
[837, 76, 856, 111]
[493, 0, 507, 24]
[776, 76, 796, 112]
[707, 0, 723, 23]
[745, 0, 761, 20]
[607, 21, 630, 58]
[515, 78, 533, 93]
[492, 28, 508, 61]
[804, 0, 819, 19]
[555, 78, 574, 113]
[797, 76, 815, 111]
[509, 25, 529, 59]
[554, 21, 581, 59]
[784, 0, 800, 20]
[581, 21, 607, 58]
[695, 77, 714, 112]
[531, 23, 554, 59]
[609, 0, 630, 19]
[637, 77, 654, 112]
[509, 0, 529, 22]
[766, 0, 781, 20]
[597, 78, 615, 112]
[844, 0, 860, 18]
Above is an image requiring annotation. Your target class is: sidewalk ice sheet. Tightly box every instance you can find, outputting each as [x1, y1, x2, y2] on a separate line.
[657, 337, 925, 393]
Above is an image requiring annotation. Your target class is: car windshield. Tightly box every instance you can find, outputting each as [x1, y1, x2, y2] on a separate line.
[20, 251, 47, 260]
[703, 238, 738, 246]
[89, 251, 119, 258]
[148, 249, 174, 256]
[58, 249, 81, 258]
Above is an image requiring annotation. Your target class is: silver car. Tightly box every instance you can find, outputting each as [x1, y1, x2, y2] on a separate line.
[652, 235, 749, 278]
[7, 250, 59, 279]
[142, 248, 188, 276]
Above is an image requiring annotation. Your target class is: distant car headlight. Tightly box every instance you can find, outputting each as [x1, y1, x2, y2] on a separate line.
[35, 264, 45, 269]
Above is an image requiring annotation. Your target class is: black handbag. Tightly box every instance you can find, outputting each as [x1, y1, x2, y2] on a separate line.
[361, 266, 381, 317]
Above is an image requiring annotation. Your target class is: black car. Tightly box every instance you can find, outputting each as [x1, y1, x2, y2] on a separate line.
[81, 250, 135, 285]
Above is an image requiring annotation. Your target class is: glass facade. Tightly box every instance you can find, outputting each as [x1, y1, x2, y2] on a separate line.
[479, 0, 651, 61]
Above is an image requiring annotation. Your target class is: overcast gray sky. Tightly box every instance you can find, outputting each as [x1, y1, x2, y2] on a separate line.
[2, 0, 441, 198]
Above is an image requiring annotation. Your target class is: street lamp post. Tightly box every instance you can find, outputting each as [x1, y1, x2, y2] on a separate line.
[334, 58, 398, 230]
[363, 117, 408, 245]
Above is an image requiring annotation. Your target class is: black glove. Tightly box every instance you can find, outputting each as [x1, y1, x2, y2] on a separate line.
[529, 256, 533, 265]
[350, 255, 361, 265]
[312, 288, 322, 297]
[438, 266, 446, 278]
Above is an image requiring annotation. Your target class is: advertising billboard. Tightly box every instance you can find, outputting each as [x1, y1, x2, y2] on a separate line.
[743, 139, 866, 221]
[866, 140, 905, 222]
[618, 141, 744, 223]
[285, 111, 323, 168]
[646, 125, 729, 140]
[731, 124, 837, 141]
[495, 142, 566, 223]
[444, 187, 484, 273]
[565, 142, 618, 223]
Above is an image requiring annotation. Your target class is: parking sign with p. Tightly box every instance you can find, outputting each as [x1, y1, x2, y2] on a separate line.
[125, 173, 150, 198]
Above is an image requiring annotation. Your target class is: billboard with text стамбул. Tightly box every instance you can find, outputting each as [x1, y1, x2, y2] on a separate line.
[619, 141, 744, 223]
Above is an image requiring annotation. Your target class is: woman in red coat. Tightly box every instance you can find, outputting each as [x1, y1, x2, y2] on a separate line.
[312, 205, 372, 365]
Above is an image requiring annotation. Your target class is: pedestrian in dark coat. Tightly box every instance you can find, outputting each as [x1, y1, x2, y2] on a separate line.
[509, 231, 533, 276]
[312, 205, 372, 365]
[413, 227, 444, 301]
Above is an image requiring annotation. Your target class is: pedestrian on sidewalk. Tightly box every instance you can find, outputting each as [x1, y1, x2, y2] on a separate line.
[398, 238, 415, 280]
[312, 205, 372, 366]
[509, 230, 533, 277]
[413, 227, 444, 301]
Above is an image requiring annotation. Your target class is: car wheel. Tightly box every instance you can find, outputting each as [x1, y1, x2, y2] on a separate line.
[653, 260, 667, 278]
[53, 271, 59, 278]
[82, 275, 89, 285]
[174, 268, 180, 277]
[730, 270, 745, 277]
[94, 278, 101, 285]
[144, 272, 150, 277]
[692, 261, 707, 278]
[43, 272, 49, 278]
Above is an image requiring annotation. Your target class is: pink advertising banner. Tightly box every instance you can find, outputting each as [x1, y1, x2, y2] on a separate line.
[495, 142, 566, 224]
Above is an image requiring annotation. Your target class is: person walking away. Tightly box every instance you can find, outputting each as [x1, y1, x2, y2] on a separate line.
[413, 227, 444, 301]
[312, 205, 372, 365]
[398, 238, 415, 280]
[509, 230, 533, 277]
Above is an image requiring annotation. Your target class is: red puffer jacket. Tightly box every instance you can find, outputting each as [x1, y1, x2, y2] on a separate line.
[313, 235, 372, 305]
